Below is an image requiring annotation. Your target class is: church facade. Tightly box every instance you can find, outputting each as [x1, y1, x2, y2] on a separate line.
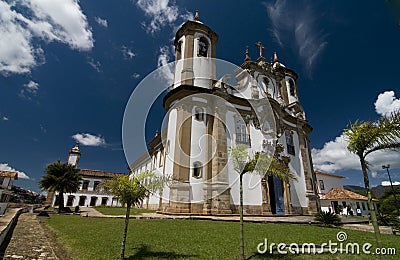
[130, 14, 319, 215]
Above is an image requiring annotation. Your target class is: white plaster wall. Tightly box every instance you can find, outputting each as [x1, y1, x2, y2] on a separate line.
[316, 174, 343, 196]
[164, 108, 177, 181]
[173, 36, 185, 88]
[279, 131, 307, 208]
[53, 191, 121, 208]
[320, 199, 375, 217]
[193, 33, 213, 89]
[189, 105, 207, 203]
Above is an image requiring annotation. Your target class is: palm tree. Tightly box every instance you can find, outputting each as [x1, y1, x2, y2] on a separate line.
[230, 144, 295, 260]
[344, 110, 400, 248]
[39, 161, 82, 212]
[102, 172, 166, 260]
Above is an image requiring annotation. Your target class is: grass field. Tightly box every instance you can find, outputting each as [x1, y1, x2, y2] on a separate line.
[46, 215, 400, 259]
[93, 206, 156, 216]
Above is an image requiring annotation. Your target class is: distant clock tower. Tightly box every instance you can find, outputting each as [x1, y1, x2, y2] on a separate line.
[67, 143, 81, 167]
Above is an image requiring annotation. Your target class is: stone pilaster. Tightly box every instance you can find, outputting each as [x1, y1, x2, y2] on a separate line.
[261, 178, 272, 215]
[210, 104, 231, 214]
[181, 35, 194, 86]
[166, 105, 192, 213]
[298, 127, 319, 215]
[283, 180, 293, 214]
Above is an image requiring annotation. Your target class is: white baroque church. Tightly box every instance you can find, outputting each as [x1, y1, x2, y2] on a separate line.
[130, 13, 319, 215]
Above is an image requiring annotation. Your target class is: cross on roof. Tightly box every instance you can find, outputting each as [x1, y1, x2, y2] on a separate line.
[255, 41, 265, 58]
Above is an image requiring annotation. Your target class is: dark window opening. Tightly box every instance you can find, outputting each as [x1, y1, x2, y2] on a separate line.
[194, 108, 204, 121]
[93, 181, 101, 191]
[289, 79, 296, 96]
[286, 131, 295, 156]
[198, 38, 208, 57]
[82, 180, 89, 190]
[319, 180, 325, 190]
[79, 196, 86, 206]
[193, 162, 202, 178]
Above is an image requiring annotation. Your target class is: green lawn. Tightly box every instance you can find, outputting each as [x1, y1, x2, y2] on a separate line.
[46, 215, 400, 260]
[93, 206, 156, 216]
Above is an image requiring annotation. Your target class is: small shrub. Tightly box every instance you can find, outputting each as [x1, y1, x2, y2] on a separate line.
[377, 212, 400, 229]
[314, 211, 342, 227]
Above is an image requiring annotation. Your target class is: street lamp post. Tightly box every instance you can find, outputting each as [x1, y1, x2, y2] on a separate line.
[382, 164, 400, 215]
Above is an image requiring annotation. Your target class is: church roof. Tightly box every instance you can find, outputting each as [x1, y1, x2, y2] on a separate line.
[79, 169, 126, 178]
[0, 170, 18, 179]
[321, 188, 377, 201]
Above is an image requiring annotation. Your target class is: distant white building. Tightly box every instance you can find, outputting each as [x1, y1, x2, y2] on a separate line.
[48, 144, 126, 208]
[52, 169, 125, 207]
[0, 170, 18, 214]
[315, 170, 377, 216]
[320, 188, 378, 216]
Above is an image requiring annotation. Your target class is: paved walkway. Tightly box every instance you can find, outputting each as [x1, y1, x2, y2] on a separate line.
[3, 213, 58, 260]
[79, 207, 370, 223]
[79, 207, 397, 234]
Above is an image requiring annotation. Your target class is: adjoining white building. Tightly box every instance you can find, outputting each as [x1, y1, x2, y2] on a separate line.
[48, 144, 126, 208]
[0, 171, 18, 214]
[315, 170, 345, 197]
[129, 13, 319, 215]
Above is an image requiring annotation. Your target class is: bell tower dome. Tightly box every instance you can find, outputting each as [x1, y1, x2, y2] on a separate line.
[173, 11, 218, 89]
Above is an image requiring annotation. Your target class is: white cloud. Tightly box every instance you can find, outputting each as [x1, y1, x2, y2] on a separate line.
[264, 0, 327, 77]
[20, 80, 39, 99]
[312, 134, 400, 175]
[0, 163, 30, 179]
[94, 17, 108, 28]
[87, 58, 101, 72]
[121, 46, 136, 59]
[131, 73, 140, 79]
[0, 0, 93, 75]
[72, 133, 106, 146]
[382, 181, 400, 186]
[374, 91, 400, 116]
[313, 90, 400, 176]
[136, 0, 193, 34]
[157, 45, 174, 85]
[2, 116, 8, 121]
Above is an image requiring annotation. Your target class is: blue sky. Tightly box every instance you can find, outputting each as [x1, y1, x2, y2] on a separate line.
[0, 0, 399, 192]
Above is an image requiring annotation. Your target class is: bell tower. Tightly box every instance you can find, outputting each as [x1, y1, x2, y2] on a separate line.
[173, 11, 218, 89]
[67, 143, 81, 168]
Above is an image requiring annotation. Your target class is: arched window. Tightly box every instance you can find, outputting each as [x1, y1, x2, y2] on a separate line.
[289, 79, 296, 96]
[194, 107, 204, 121]
[198, 38, 208, 57]
[193, 161, 202, 178]
[285, 131, 295, 156]
[236, 118, 249, 144]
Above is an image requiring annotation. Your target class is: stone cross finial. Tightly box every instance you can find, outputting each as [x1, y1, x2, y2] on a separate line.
[255, 41, 265, 58]
[194, 10, 200, 21]
[244, 46, 251, 61]
[273, 51, 279, 62]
